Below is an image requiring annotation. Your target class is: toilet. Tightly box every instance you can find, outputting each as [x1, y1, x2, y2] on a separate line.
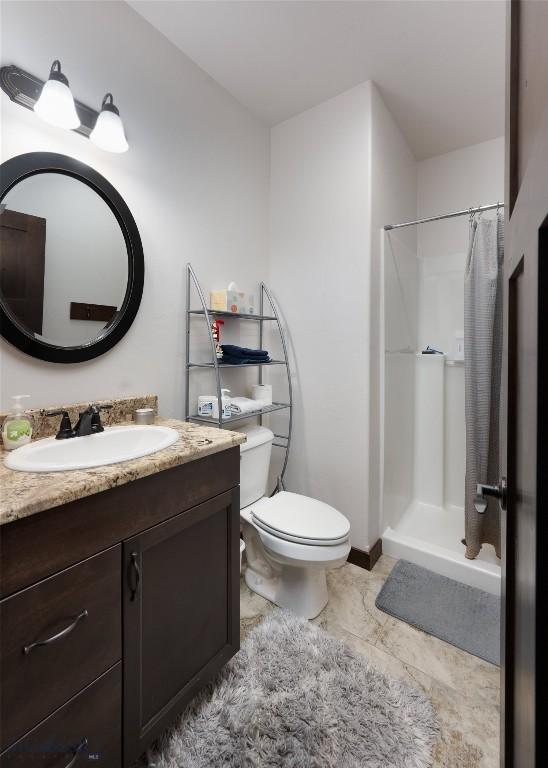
[239, 425, 350, 619]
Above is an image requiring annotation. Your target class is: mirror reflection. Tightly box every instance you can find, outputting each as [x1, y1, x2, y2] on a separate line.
[0, 172, 128, 347]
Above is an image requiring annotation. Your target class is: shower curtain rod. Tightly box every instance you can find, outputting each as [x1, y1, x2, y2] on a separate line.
[384, 202, 504, 231]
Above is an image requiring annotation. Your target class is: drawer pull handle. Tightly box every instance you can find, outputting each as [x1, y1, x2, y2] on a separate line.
[60, 737, 88, 768]
[23, 609, 88, 655]
[129, 552, 140, 601]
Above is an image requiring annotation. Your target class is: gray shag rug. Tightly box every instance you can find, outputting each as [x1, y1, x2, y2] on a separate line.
[149, 610, 438, 768]
[375, 559, 500, 665]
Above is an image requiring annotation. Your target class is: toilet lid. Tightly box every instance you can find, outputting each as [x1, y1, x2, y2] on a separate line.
[251, 491, 350, 545]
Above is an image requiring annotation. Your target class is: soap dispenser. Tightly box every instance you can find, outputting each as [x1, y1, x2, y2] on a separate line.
[2, 395, 33, 451]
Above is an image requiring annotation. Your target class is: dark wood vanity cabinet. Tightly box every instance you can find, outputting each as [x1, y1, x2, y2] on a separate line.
[0, 448, 240, 767]
[123, 489, 240, 765]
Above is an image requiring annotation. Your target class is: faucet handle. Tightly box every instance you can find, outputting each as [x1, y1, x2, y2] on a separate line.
[46, 410, 73, 440]
[90, 403, 112, 433]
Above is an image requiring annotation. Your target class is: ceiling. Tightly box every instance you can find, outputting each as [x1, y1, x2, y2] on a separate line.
[129, 0, 506, 159]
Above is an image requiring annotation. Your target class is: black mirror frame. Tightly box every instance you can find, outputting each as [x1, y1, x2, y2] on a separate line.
[0, 152, 144, 363]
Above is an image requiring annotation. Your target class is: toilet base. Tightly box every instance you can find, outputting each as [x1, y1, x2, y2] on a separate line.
[245, 561, 328, 619]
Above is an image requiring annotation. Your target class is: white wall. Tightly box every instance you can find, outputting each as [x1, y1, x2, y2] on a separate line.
[269, 82, 416, 550]
[417, 137, 505, 356]
[4, 173, 127, 346]
[0, 0, 269, 416]
[269, 82, 372, 549]
[417, 137, 504, 509]
[369, 84, 417, 545]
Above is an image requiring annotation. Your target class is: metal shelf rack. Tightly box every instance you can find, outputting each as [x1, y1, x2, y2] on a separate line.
[185, 263, 293, 482]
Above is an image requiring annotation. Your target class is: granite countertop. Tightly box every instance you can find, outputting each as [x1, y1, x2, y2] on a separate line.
[0, 418, 246, 527]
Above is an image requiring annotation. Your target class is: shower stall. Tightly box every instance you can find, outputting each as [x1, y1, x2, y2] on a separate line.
[381, 205, 502, 595]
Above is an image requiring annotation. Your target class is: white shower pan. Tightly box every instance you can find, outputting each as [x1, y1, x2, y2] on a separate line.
[383, 499, 501, 595]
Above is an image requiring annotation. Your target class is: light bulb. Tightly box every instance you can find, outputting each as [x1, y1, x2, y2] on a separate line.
[34, 60, 80, 130]
[90, 93, 128, 153]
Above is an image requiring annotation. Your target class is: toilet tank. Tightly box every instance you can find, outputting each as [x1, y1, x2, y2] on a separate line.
[239, 426, 274, 508]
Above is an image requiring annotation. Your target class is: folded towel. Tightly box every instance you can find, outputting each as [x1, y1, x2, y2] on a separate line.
[221, 345, 270, 358]
[228, 397, 265, 416]
[221, 355, 271, 365]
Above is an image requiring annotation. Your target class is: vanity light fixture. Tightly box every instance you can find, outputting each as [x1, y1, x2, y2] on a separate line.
[90, 93, 128, 153]
[0, 63, 129, 153]
[33, 60, 80, 130]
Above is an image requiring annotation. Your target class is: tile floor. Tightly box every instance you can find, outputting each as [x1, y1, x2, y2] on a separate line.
[240, 555, 500, 768]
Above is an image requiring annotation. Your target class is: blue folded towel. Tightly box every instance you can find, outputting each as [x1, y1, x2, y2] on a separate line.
[222, 354, 271, 365]
[221, 345, 269, 358]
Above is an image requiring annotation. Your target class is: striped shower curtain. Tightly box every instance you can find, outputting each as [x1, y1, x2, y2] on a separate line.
[464, 213, 504, 560]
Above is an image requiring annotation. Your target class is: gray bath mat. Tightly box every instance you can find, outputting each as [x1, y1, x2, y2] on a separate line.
[375, 560, 500, 665]
[149, 610, 438, 768]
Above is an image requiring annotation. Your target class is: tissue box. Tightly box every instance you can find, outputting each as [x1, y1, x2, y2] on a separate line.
[210, 290, 255, 315]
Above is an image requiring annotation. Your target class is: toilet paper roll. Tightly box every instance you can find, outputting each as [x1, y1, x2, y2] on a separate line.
[250, 384, 272, 405]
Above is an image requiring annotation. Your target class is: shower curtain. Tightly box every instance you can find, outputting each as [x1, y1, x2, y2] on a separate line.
[464, 213, 504, 560]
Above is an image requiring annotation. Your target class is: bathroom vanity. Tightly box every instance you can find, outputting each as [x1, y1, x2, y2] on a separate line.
[0, 411, 244, 767]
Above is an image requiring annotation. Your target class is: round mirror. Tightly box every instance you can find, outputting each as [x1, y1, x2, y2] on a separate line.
[0, 152, 144, 363]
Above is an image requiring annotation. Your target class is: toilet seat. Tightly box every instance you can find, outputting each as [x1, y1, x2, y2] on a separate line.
[250, 491, 350, 547]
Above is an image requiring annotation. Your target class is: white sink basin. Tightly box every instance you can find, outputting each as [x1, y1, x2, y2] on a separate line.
[4, 425, 179, 473]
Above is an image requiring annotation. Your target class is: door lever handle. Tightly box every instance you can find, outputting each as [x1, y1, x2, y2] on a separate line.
[475, 478, 507, 512]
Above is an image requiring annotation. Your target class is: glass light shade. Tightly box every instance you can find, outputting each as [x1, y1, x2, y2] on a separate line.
[90, 109, 128, 153]
[34, 78, 80, 130]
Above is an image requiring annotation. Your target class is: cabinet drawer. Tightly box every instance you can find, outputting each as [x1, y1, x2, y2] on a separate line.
[0, 546, 121, 751]
[0, 663, 121, 768]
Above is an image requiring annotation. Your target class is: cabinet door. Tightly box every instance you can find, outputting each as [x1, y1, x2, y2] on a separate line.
[123, 488, 239, 766]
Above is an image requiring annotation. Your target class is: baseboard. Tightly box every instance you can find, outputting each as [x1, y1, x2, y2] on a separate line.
[347, 539, 382, 571]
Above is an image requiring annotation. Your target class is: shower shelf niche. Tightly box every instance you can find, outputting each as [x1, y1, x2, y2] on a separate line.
[184, 263, 293, 483]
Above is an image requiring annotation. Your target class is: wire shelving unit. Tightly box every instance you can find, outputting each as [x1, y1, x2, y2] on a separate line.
[185, 263, 293, 482]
